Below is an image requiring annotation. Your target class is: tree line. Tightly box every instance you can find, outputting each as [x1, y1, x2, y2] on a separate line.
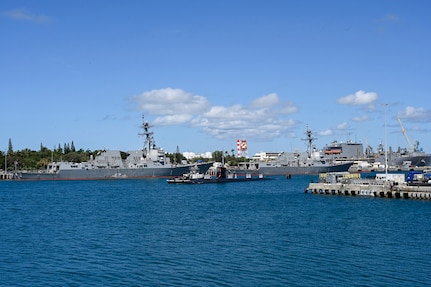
[1, 139, 248, 171]
[1, 139, 96, 171]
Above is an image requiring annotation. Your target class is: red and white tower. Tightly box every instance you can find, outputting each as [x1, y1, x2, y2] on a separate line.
[237, 139, 248, 158]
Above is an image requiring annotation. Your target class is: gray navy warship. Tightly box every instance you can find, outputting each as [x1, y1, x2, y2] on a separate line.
[230, 128, 353, 176]
[18, 116, 213, 180]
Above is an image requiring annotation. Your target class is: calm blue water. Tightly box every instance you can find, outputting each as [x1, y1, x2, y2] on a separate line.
[1, 176, 430, 286]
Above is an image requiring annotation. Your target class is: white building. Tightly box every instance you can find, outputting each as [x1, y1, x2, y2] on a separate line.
[182, 151, 212, 160]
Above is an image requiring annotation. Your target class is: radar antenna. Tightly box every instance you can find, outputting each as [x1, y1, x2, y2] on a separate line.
[138, 115, 156, 152]
[302, 127, 317, 157]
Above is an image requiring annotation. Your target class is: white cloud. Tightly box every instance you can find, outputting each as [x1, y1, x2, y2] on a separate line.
[3, 9, 50, 23]
[250, 93, 279, 108]
[152, 114, 193, 125]
[352, 115, 369, 122]
[279, 102, 298, 114]
[203, 105, 253, 120]
[398, 106, 431, 122]
[249, 93, 298, 115]
[200, 118, 296, 140]
[337, 122, 349, 130]
[337, 90, 378, 108]
[131, 88, 299, 140]
[196, 104, 295, 140]
[132, 88, 209, 122]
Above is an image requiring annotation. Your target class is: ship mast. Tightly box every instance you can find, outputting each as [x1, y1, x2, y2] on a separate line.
[303, 127, 317, 158]
[138, 115, 156, 155]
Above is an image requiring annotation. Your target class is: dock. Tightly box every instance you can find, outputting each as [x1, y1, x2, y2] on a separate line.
[0, 172, 15, 180]
[305, 172, 431, 200]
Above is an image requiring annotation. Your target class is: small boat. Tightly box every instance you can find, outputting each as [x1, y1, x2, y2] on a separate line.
[167, 163, 269, 184]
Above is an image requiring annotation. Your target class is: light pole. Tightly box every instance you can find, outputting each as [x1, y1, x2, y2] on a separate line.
[384, 103, 388, 175]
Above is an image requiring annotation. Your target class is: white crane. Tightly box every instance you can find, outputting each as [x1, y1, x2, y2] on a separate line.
[397, 117, 414, 152]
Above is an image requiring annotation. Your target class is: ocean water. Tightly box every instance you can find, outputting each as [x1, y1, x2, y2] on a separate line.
[1, 176, 430, 286]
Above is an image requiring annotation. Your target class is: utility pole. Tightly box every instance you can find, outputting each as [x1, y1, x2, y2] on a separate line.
[384, 104, 388, 175]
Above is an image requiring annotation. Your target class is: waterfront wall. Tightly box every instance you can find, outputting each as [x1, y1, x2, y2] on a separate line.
[0, 172, 15, 180]
[305, 182, 431, 200]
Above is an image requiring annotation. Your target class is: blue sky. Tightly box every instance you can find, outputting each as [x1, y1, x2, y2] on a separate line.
[1, 1, 430, 157]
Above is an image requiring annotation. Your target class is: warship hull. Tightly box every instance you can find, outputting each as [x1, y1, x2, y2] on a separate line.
[232, 162, 353, 176]
[259, 162, 353, 175]
[390, 155, 431, 167]
[18, 162, 214, 180]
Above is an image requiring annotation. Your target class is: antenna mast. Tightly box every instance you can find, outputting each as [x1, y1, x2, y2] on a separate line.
[138, 115, 155, 151]
[302, 127, 317, 157]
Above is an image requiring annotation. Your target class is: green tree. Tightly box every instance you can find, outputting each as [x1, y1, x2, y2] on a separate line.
[174, 145, 184, 164]
[212, 150, 224, 162]
[36, 158, 50, 169]
[64, 143, 71, 154]
[62, 152, 89, 163]
[0, 150, 5, 171]
[8, 138, 13, 153]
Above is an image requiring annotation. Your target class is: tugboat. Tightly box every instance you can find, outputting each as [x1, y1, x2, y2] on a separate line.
[167, 163, 269, 184]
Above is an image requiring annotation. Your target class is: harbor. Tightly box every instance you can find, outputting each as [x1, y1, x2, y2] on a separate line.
[3, 173, 431, 286]
[2, 115, 431, 180]
[305, 171, 431, 200]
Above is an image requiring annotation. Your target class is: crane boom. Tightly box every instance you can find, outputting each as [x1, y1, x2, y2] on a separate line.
[397, 117, 414, 152]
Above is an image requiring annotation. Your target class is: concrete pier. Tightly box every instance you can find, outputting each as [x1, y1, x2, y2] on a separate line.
[0, 172, 15, 180]
[305, 181, 431, 200]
